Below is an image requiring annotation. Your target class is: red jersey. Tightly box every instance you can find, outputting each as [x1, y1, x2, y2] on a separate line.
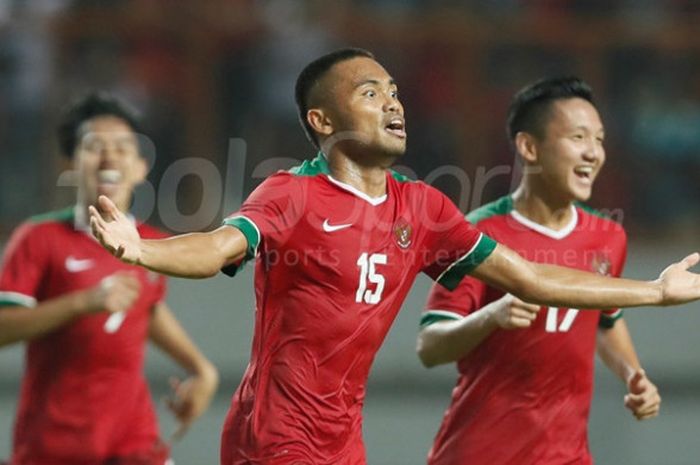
[220, 153, 496, 465]
[0, 208, 168, 465]
[423, 196, 627, 465]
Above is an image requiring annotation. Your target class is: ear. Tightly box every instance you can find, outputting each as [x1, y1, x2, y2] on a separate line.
[307, 108, 334, 139]
[514, 132, 538, 164]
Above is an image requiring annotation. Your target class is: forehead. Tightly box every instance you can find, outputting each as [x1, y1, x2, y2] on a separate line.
[325, 56, 393, 89]
[546, 98, 602, 130]
[78, 115, 136, 139]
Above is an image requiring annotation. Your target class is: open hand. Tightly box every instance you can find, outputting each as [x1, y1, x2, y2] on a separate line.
[89, 195, 142, 264]
[657, 253, 700, 305]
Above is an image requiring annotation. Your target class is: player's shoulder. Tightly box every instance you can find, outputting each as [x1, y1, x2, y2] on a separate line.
[574, 202, 626, 237]
[21, 207, 75, 236]
[466, 195, 514, 226]
[4, 207, 74, 252]
[287, 152, 332, 179]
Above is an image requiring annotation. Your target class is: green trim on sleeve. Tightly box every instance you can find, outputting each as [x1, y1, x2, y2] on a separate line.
[222, 216, 260, 260]
[437, 234, 498, 291]
[0, 291, 37, 308]
[599, 310, 624, 329]
[420, 310, 462, 328]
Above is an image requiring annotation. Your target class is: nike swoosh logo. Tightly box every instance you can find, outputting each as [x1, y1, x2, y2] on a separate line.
[65, 256, 95, 272]
[322, 219, 352, 233]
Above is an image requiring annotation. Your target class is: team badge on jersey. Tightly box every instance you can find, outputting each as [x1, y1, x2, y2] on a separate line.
[591, 251, 612, 276]
[394, 219, 413, 249]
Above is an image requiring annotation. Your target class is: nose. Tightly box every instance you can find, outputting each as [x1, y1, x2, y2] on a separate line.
[383, 93, 401, 114]
[99, 142, 119, 167]
[583, 138, 603, 163]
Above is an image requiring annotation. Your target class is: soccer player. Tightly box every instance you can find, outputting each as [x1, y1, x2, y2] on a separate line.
[417, 77, 661, 465]
[89, 49, 700, 465]
[0, 93, 219, 465]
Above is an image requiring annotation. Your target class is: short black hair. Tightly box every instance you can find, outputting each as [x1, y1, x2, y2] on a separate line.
[294, 47, 375, 148]
[57, 92, 141, 158]
[507, 76, 595, 142]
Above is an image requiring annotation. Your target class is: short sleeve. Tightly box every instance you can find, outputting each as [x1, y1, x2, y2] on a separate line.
[221, 173, 306, 276]
[419, 186, 497, 290]
[421, 276, 488, 328]
[0, 223, 49, 307]
[600, 226, 628, 329]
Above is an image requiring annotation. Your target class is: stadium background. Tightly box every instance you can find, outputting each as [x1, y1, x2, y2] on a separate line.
[1, 1, 699, 464]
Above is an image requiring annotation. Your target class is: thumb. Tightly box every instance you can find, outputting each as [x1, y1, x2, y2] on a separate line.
[628, 369, 646, 394]
[679, 252, 700, 270]
[97, 195, 120, 221]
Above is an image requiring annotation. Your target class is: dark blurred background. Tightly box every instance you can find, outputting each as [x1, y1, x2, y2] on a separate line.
[1, 1, 699, 464]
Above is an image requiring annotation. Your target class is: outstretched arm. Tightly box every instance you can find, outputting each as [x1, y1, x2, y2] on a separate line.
[597, 319, 661, 420]
[149, 302, 219, 440]
[89, 196, 247, 278]
[471, 244, 700, 309]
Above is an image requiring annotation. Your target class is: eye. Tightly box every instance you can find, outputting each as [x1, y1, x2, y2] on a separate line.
[390, 89, 399, 99]
[364, 89, 376, 98]
[572, 134, 584, 141]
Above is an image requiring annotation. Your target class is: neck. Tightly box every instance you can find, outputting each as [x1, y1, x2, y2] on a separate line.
[324, 149, 393, 198]
[511, 181, 574, 230]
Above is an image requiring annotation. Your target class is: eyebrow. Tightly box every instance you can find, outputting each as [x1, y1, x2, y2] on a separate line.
[353, 78, 397, 89]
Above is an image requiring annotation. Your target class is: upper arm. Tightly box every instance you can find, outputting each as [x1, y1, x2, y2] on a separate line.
[419, 186, 497, 289]
[469, 243, 536, 300]
[221, 174, 304, 276]
[0, 223, 47, 308]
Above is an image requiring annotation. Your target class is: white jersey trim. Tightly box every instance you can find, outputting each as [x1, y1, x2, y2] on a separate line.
[436, 233, 484, 283]
[509, 204, 578, 240]
[0, 291, 37, 308]
[325, 175, 388, 206]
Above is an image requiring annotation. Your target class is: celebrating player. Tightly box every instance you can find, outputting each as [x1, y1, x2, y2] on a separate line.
[89, 49, 699, 465]
[0, 93, 218, 465]
[417, 77, 661, 465]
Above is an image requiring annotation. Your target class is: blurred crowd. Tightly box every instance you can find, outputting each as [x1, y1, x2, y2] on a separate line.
[1, 0, 699, 238]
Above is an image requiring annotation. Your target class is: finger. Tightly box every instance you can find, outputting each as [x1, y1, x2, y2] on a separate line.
[505, 317, 533, 329]
[635, 409, 660, 421]
[97, 195, 122, 221]
[512, 301, 541, 312]
[88, 205, 104, 221]
[627, 369, 646, 393]
[634, 403, 661, 418]
[679, 252, 700, 270]
[511, 308, 538, 320]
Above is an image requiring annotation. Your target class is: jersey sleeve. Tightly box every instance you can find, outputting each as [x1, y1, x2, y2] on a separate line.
[419, 186, 497, 290]
[599, 226, 628, 329]
[0, 223, 49, 308]
[421, 276, 488, 327]
[221, 173, 305, 276]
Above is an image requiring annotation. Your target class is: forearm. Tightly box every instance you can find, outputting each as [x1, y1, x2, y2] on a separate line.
[523, 263, 661, 309]
[597, 319, 641, 382]
[417, 309, 498, 367]
[0, 292, 92, 346]
[140, 227, 246, 279]
[472, 245, 662, 310]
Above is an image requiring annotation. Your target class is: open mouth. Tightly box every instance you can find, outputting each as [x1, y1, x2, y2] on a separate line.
[573, 166, 594, 182]
[97, 169, 122, 191]
[385, 117, 406, 139]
